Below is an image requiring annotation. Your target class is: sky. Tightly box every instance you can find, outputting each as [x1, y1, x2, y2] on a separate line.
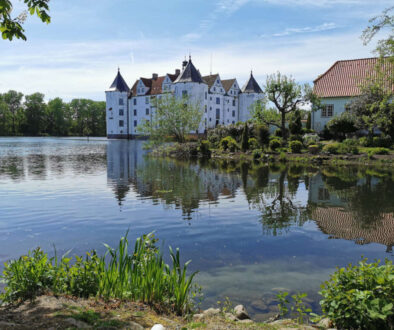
[0, 0, 392, 101]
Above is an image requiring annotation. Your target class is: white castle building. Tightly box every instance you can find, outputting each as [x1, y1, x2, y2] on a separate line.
[105, 57, 264, 139]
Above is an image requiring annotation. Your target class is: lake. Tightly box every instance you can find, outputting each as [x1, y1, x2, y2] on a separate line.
[0, 137, 393, 321]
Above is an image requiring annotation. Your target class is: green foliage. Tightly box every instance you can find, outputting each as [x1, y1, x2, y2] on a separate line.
[308, 144, 319, 154]
[248, 137, 258, 150]
[326, 111, 357, 141]
[219, 136, 239, 152]
[320, 258, 394, 330]
[137, 94, 202, 144]
[0, 233, 200, 316]
[269, 138, 282, 151]
[0, 0, 51, 41]
[306, 112, 311, 129]
[368, 147, 390, 156]
[289, 140, 303, 153]
[276, 291, 311, 324]
[323, 141, 359, 155]
[289, 110, 303, 135]
[197, 140, 211, 158]
[217, 296, 234, 314]
[254, 124, 270, 147]
[241, 123, 249, 151]
[303, 134, 320, 147]
[279, 151, 287, 162]
[252, 148, 262, 160]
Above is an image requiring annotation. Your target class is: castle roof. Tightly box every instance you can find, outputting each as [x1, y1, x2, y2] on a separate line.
[241, 72, 263, 93]
[202, 74, 219, 88]
[107, 69, 130, 92]
[313, 57, 394, 98]
[222, 79, 237, 92]
[129, 72, 180, 97]
[174, 58, 204, 84]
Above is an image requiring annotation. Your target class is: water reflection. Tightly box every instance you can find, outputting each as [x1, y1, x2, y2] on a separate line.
[106, 140, 394, 252]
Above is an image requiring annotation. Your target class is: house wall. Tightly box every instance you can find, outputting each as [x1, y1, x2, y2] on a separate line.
[105, 91, 129, 139]
[311, 97, 351, 132]
[239, 93, 264, 122]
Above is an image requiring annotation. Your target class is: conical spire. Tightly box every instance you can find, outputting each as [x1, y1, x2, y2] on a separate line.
[108, 69, 130, 92]
[241, 71, 263, 93]
[174, 57, 204, 83]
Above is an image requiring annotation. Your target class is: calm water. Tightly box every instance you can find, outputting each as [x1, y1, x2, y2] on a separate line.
[0, 137, 393, 320]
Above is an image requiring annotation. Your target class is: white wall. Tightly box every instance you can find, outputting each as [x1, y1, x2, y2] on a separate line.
[105, 91, 129, 137]
[312, 97, 351, 132]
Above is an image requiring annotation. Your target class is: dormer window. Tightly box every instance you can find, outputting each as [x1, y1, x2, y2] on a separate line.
[217, 80, 219, 84]
[213, 87, 216, 92]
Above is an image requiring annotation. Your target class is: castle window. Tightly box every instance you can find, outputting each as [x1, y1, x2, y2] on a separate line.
[119, 109, 124, 116]
[205, 105, 207, 113]
[134, 109, 137, 116]
[216, 97, 220, 104]
[146, 108, 149, 115]
[145, 97, 149, 104]
[322, 104, 334, 117]
[232, 110, 235, 117]
[209, 118, 212, 122]
[134, 120, 137, 127]
[119, 98, 124, 105]
[119, 120, 124, 127]
[216, 109, 220, 119]
[133, 99, 137, 105]
[205, 92, 207, 100]
[233, 100, 236, 106]
[210, 106, 212, 111]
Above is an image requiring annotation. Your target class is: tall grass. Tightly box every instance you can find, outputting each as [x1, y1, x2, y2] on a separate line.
[0, 232, 199, 315]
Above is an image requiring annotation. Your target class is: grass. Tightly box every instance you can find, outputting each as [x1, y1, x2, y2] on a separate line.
[0, 232, 199, 316]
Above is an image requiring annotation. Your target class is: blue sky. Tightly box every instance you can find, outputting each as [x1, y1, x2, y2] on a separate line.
[0, 0, 391, 101]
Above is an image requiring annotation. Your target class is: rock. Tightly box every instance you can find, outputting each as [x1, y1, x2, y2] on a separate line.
[225, 313, 238, 322]
[192, 313, 204, 321]
[0, 321, 17, 328]
[238, 319, 253, 324]
[127, 321, 144, 330]
[151, 324, 165, 330]
[318, 318, 333, 328]
[234, 304, 250, 320]
[203, 308, 220, 317]
[64, 317, 90, 329]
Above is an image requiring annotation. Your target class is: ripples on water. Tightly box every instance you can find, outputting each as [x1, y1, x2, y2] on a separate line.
[0, 137, 393, 320]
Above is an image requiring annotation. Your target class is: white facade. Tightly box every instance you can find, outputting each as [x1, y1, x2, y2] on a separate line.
[311, 97, 350, 132]
[105, 59, 264, 139]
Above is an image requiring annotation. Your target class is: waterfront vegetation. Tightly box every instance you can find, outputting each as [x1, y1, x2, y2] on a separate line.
[0, 91, 106, 136]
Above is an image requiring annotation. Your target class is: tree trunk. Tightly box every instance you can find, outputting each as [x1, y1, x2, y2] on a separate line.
[281, 111, 286, 142]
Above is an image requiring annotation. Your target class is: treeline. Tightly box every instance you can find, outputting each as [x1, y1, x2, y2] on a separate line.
[0, 90, 106, 137]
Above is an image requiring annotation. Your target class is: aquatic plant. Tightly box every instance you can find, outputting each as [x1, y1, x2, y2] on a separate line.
[0, 232, 199, 316]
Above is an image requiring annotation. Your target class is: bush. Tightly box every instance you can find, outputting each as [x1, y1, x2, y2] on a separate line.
[269, 138, 282, 152]
[320, 258, 394, 330]
[372, 135, 392, 148]
[289, 140, 303, 153]
[303, 134, 320, 147]
[219, 136, 239, 152]
[197, 140, 211, 158]
[322, 143, 340, 154]
[359, 136, 371, 147]
[248, 137, 259, 150]
[241, 123, 250, 152]
[308, 144, 319, 154]
[254, 124, 270, 147]
[275, 128, 289, 138]
[252, 149, 262, 160]
[326, 112, 357, 140]
[289, 110, 303, 135]
[0, 233, 199, 315]
[368, 147, 390, 156]
[340, 139, 359, 154]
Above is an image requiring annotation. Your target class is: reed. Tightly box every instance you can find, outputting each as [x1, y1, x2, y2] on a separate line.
[0, 232, 199, 315]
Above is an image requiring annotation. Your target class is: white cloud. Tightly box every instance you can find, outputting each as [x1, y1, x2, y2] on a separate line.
[271, 22, 338, 37]
[0, 31, 377, 101]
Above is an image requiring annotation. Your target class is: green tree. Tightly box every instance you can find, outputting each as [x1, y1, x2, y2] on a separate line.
[137, 94, 202, 144]
[264, 72, 316, 141]
[251, 100, 281, 130]
[241, 123, 249, 151]
[254, 124, 270, 147]
[289, 110, 302, 136]
[326, 111, 357, 141]
[306, 112, 311, 130]
[1, 0, 50, 41]
[0, 96, 12, 135]
[23, 92, 46, 135]
[1, 90, 23, 134]
[46, 98, 68, 136]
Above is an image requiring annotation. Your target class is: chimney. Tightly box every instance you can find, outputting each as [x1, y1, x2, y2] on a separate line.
[175, 69, 180, 75]
[152, 73, 158, 80]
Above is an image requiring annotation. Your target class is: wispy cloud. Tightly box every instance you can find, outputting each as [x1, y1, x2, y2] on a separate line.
[271, 22, 338, 37]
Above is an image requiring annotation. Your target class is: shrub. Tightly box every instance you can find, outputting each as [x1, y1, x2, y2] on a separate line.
[339, 139, 359, 154]
[241, 123, 249, 152]
[326, 112, 357, 140]
[320, 258, 394, 330]
[289, 140, 303, 153]
[308, 144, 319, 154]
[320, 125, 333, 140]
[254, 124, 270, 147]
[359, 136, 371, 147]
[197, 140, 211, 158]
[303, 134, 320, 147]
[275, 128, 289, 138]
[248, 137, 259, 150]
[368, 147, 390, 156]
[252, 149, 262, 160]
[372, 135, 392, 148]
[269, 138, 282, 151]
[322, 143, 340, 154]
[219, 136, 239, 152]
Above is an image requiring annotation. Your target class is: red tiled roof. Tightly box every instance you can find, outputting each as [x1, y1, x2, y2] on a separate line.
[313, 57, 393, 98]
[129, 72, 180, 97]
[150, 76, 166, 95]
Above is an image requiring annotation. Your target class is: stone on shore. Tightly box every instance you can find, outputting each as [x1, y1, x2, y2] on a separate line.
[151, 324, 165, 330]
[234, 304, 250, 320]
[203, 307, 221, 317]
[225, 312, 238, 322]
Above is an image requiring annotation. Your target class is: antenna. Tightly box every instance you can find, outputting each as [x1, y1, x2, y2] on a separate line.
[210, 53, 213, 75]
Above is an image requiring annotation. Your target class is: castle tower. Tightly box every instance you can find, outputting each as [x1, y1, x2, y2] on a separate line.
[105, 69, 130, 139]
[239, 71, 264, 122]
